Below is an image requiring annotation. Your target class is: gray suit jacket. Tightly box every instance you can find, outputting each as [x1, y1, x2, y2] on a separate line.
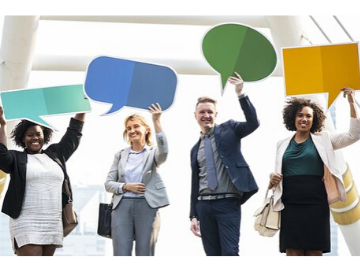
[105, 133, 169, 209]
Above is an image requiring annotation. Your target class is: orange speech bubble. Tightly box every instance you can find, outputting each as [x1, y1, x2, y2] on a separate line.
[282, 42, 360, 109]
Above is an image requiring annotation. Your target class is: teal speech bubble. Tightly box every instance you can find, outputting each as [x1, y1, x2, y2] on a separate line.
[0, 85, 91, 128]
[202, 23, 277, 93]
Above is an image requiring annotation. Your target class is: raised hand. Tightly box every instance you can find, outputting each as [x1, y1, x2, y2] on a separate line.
[0, 106, 6, 126]
[228, 71, 244, 96]
[148, 103, 163, 133]
[341, 87, 355, 103]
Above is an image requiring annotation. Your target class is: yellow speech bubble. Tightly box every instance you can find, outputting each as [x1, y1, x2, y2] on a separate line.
[282, 42, 360, 109]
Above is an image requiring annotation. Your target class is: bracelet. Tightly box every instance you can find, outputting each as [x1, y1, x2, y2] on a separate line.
[123, 184, 127, 193]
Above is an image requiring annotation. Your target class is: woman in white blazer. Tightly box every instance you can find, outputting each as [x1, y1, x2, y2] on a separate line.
[269, 88, 360, 256]
[104, 103, 169, 256]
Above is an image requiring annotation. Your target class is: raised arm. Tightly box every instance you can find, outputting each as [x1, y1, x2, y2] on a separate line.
[342, 87, 358, 118]
[0, 106, 7, 147]
[148, 103, 168, 165]
[228, 71, 244, 96]
[74, 112, 86, 122]
[148, 103, 162, 133]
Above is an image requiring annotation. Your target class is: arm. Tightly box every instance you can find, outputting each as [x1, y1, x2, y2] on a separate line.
[0, 107, 14, 173]
[74, 112, 86, 122]
[149, 103, 168, 166]
[228, 71, 244, 97]
[228, 73, 260, 138]
[330, 88, 360, 150]
[342, 87, 358, 118]
[52, 116, 85, 162]
[104, 151, 121, 194]
[0, 106, 7, 147]
[149, 103, 162, 133]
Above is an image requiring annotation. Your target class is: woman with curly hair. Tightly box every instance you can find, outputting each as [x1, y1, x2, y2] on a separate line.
[0, 106, 85, 256]
[268, 87, 360, 256]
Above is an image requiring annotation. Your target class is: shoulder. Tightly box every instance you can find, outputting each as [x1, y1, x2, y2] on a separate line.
[115, 148, 126, 157]
[312, 130, 330, 138]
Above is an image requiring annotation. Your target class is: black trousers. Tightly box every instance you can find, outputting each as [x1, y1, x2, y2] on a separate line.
[196, 197, 241, 256]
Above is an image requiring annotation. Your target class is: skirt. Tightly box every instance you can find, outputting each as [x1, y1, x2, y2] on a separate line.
[280, 175, 330, 253]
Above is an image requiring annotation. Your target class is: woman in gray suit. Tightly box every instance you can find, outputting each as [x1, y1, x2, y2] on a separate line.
[105, 103, 169, 256]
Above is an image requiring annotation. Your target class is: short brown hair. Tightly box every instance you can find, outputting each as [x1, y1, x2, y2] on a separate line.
[195, 96, 217, 110]
[283, 97, 326, 133]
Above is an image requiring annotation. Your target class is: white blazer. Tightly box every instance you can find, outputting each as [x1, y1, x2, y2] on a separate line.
[104, 133, 169, 209]
[273, 117, 360, 211]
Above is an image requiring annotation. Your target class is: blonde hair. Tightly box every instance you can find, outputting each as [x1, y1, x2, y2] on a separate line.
[195, 96, 217, 110]
[123, 114, 153, 146]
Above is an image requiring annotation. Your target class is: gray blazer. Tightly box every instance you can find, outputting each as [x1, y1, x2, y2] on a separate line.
[104, 133, 169, 209]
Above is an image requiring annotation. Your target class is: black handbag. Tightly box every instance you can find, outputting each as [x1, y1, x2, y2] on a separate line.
[97, 203, 112, 238]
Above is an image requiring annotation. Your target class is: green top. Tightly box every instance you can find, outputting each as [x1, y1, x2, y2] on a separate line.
[282, 137, 324, 178]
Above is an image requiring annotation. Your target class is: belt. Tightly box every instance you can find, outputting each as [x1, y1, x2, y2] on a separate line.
[197, 193, 241, 201]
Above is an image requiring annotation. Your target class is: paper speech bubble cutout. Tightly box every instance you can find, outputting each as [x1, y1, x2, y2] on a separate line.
[282, 42, 360, 109]
[84, 56, 178, 114]
[202, 23, 277, 94]
[0, 170, 6, 196]
[0, 85, 91, 128]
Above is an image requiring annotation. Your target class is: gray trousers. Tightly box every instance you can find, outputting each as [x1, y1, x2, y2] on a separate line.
[111, 198, 160, 256]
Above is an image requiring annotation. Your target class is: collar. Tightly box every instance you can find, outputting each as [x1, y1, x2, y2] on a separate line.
[200, 127, 215, 140]
[129, 146, 147, 154]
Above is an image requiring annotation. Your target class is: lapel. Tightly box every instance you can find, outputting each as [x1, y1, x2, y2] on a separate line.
[214, 125, 220, 149]
[120, 148, 130, 174]
[141, 145, 152, 175]
[276, 136, 292, 173]
[311, 133, 329, 166]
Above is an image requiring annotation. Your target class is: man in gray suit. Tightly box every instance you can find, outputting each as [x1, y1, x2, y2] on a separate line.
[189, 72, 259, 256]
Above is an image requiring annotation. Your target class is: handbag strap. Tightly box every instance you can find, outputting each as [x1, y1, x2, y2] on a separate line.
[53, 157, 73, 203]
[265, 188, 275, 199]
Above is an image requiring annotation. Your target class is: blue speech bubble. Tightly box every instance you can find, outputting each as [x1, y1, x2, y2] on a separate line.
[84, 56, 178, 114]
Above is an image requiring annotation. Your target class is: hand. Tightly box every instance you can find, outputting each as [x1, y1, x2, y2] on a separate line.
[341, 87, 355, 103]
[124, 183, 146, 194]
[0, 106, 6, 126]
[228, 71, 244, 96]
[269, 172, 283, 189]
[148, 103, 162, 122]
[190, 218, 201, 237]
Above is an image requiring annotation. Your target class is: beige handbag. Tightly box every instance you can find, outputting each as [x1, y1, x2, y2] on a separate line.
[62, 178, 78, 237]
[254, 189, 280, 237]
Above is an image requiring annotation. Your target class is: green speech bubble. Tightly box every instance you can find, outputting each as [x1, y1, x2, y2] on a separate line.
[202, 23, 277, 93]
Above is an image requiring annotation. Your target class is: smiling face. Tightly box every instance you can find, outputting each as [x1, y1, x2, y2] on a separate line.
[126, 118, 148, 146]
[195, 102, 218, 133]
[23, 125, 45, 154]
[295, 106, 314, 133]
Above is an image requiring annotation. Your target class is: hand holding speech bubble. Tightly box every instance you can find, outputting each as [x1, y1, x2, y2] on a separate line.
[202, 23, 277, 94]
[282, 42, 360, 109]
[84, 56, 178, 115]
[0, 85, 91, 128]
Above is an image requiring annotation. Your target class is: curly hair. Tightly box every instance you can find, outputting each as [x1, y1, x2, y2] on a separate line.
[283, 97, 326, 133]
[10, 120, 53, 148]
[123, 114, 153, 146]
